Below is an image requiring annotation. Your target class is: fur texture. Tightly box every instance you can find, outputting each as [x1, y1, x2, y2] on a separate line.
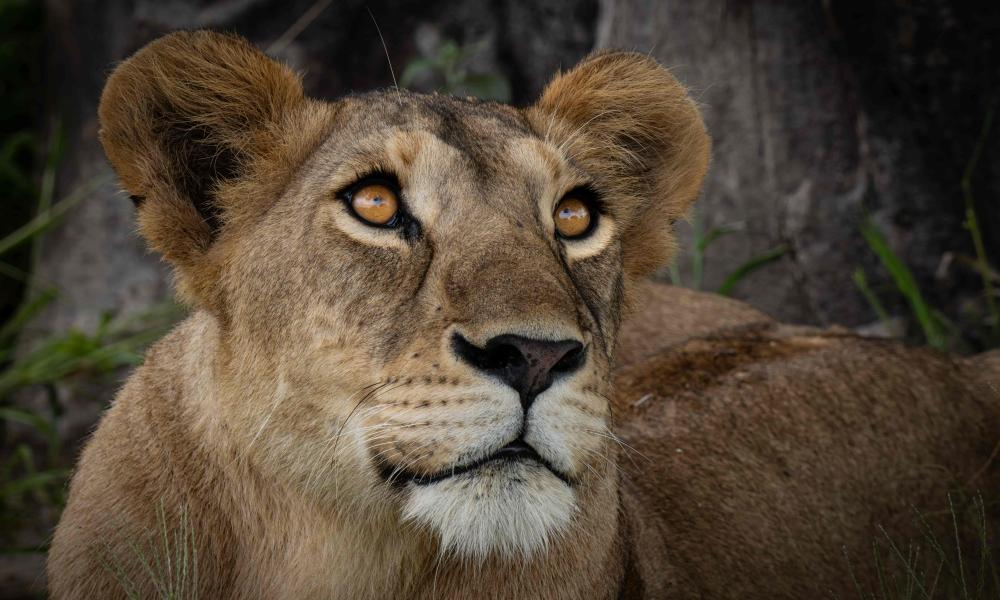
[48, 32, 999, 599]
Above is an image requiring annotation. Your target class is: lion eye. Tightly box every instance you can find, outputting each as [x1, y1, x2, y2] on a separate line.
[350, 183, 400, 226]
[553, 196, 593, 239]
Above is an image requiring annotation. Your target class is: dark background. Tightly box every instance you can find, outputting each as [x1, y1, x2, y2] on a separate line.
[1, 0, 998, 596]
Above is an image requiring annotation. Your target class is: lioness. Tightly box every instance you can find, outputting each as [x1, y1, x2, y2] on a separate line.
[49, 31, 999, 599]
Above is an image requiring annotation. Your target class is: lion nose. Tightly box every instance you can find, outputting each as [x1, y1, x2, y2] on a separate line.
[451, 333, 586, 410]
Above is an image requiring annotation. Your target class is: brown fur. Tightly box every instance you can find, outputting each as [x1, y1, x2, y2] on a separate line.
[49, 32, 999, 599]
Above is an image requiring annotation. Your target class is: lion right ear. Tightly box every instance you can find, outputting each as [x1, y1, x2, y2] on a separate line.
[99, 30, 308, 303]
[527, 52, 710, 281]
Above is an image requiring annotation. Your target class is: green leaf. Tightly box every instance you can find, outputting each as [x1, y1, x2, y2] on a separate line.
[457, 73, 511, 102]
[0, 174, 107, 257]
[0, 300, 182, 398]
[689, 223, 740, 290]
[717, 244, 788, 296]
[667, 259, 682, 287]
[0, 406, 55, 439]
[852, 267, 891, 325]
[0, 287, 56, 339]
[438, 40, 460, 64]
[860, 219, 948, 350]
[1, 444, 36, 485]
[0, 468, 68, 500]
[400, 58, 436, 87]
[960, 98, 999, 341]
[696, 225, 739, 254]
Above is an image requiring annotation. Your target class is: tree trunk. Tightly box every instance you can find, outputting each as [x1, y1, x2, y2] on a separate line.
[600, 0, 1000, 337]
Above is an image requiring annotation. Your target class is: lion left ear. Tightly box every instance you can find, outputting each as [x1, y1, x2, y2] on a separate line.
[99, 30, 322, 308]
[527, 51, 711, 279]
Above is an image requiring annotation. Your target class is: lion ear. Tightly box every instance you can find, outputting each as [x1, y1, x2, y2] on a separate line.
[99, 30, 306, 298]
[528, 51, 711, 279]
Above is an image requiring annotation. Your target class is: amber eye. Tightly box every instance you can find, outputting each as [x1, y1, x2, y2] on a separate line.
[553, 196, 594, 239]
[350, 183, 399, 226]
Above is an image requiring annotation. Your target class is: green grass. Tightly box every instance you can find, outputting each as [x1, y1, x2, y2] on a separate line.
[668, 210, 788, 295]
[0, 0, 44, 325]
[961, 99, 999, 343]
[0, 299, 181, 399]
[841, 494, 998, 600]
[853, 268, 892, 326]
[103, 501, 200, 600]
[0, 113, 180, 553]
[855, 103, 999, 352]
[858, 219, 951, 351]
[0, 290, 182, 546]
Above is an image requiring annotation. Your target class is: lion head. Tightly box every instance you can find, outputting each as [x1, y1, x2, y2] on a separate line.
[98, 31, 709, 560]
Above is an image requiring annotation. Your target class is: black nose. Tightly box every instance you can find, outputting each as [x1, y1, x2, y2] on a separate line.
[451, 333, 586, 410]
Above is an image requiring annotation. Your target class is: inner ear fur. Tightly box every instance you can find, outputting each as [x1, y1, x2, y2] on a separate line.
[99, 30, 313, 304]
[527, 51, 711, 280]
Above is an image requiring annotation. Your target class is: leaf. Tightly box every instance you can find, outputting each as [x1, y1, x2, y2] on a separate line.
[1, 444, 36, 486]
[860, 220, 948, 350]
[400, 58, 436, 88]
[438, 40, 461, 64]
[667, 260, 682, 287]
[717, 244, 789, 296]
[457, 73, 511, 103]
[0, 288, 58, 346]
[696, 225, 740, 254]
[0, 406, 55, 440]
[0, 300, 182, 398]
[853, 268, 891, 325]
[0, 174, 108, 257]
[0, 468, 68, 500]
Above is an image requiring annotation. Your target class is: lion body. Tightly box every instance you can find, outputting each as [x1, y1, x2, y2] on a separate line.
[48, 32, 999, 599]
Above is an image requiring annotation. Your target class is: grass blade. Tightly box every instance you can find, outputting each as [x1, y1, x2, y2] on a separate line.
[860, 220, 947, 350]
[960, 98, 999, 341]
[0, 468, 68, 500]
[717, 244, 789, 296]
[853, 268, 892, 325]
[0, 174, 107, 257]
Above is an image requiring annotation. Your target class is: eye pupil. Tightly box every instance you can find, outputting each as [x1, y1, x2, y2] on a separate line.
[351, 183, 399, 226]
[554, 196, 593, 239]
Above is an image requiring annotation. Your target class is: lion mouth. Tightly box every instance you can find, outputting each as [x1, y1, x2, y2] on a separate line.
[377, 439, 572, 486]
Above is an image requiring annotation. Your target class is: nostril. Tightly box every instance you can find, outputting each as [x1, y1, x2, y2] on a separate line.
[480, 343, 525, 373]
[452, 335, 526, 373]
[552, 342, 585, 373]
[451, 332, 587, 409]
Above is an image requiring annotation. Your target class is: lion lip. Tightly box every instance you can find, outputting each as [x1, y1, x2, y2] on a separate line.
[377, 439, 572, 487]
[493, 439, 538, 461]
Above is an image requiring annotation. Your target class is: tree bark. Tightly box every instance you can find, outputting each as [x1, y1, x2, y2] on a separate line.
[599, 0, 999, 333]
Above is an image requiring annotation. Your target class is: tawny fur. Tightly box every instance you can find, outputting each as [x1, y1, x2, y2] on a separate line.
[48, 31, 999, 599]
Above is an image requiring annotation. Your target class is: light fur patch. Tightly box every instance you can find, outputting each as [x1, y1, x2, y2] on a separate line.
[402, 463, 576, 561]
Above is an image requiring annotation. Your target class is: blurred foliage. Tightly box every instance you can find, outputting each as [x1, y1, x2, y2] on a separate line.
[0, 0, 44, 323]
[856, 103, 999, 353]
[401, 38, 511, 102]
[0, 0, 183, 551]
[0, 178, 184, 547]
[668, 210, 788, 296]
[858, 219, 953, 351]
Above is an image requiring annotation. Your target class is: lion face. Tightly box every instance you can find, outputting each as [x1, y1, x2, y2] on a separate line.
[98, 32, 709, 560]
[220, 94, 622, 558]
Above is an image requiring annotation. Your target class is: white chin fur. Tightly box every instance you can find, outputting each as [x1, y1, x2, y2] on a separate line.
[401, 462, 576, 561]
